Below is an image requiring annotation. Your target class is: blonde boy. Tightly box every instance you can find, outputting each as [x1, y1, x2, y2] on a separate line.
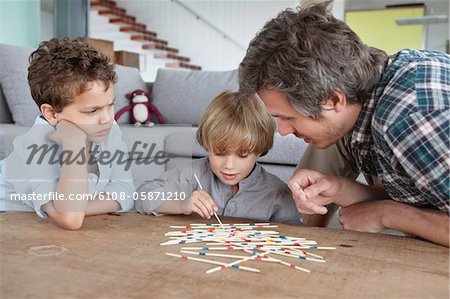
[136, 91, 302, 225]
[0, 38, 134, 229]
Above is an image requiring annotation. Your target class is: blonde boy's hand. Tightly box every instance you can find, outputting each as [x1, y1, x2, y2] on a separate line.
[47, 119, 87, 147]
[190, 190, 218, 219]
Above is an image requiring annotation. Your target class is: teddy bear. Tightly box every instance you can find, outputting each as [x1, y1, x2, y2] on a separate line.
[115, 89, 164, 127]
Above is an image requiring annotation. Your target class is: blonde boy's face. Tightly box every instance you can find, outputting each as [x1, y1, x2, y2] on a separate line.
[54, 81, 115, 143]
[208, 152, 258, 188]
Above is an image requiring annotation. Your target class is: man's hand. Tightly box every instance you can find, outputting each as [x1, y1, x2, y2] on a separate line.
[289, 169, 390, 216]
[190, 190, 218, 219]
[288, 169, 342, 215]
[338, 200, 390, 233]
[46, 119, 87, 147]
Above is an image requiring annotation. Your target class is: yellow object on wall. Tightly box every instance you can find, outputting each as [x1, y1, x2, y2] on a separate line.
[345, 6, 424, 55]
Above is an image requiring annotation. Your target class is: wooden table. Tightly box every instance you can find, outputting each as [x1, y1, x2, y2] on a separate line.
[1, 212, 448, 298]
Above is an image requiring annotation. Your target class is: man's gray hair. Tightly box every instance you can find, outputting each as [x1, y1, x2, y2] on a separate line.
[239, 1, 387, 117]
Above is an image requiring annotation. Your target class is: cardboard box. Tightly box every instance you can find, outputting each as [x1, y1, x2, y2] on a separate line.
[86, 38, 114, 61]
[114, 51, 140, 69]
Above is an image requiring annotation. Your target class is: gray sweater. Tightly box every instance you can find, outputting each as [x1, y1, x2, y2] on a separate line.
[136, 158, 302, 225]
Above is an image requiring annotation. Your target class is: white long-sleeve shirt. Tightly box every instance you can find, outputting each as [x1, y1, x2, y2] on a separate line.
[0, 116, 135, 217]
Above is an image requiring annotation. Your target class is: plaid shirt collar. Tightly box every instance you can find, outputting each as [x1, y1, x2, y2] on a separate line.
[350, 60, 391, 174]
[351, 90, 378, 147]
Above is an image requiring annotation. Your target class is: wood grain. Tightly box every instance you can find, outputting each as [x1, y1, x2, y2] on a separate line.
[1, 212, 448, 299]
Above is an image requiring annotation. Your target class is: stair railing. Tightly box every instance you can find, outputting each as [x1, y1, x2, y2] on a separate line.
[171, 0, 246, 51]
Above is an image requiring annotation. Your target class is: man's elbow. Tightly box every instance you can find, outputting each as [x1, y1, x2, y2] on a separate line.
[53, 212, 85, 230]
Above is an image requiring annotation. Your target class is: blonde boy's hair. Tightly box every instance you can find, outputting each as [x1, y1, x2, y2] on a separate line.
[197, 91, 275, 156]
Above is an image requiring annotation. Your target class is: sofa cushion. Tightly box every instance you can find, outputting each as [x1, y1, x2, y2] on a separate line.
[0, 124, 31, 160]
[119, 124, 193, 160]
[0, 86, 13, 123]
[0, 43, 149, 126]
[152, 68, 238, 125]
[164, 127, 206, 156]
[0, 44, 39, 125]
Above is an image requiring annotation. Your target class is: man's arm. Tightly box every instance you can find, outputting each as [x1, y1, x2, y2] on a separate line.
[384, 202, 449, 246]
[296, 173, 449, 246]
[295, 136, 361, 226]
[339, 200, 449, 247]
[289, 170, 389, 214]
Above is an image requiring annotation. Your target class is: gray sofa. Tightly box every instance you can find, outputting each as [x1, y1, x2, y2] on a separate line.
[0, 43, 307, 189]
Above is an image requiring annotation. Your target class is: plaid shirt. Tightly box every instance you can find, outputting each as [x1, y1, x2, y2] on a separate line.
[351, 49, 449, 214]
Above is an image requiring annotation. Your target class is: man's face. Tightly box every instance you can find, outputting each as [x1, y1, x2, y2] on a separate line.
[257, 89, 360, 149]
[56, 81, 115, 143]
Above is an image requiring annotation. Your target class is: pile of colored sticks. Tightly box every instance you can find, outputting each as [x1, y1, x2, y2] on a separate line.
[162, 222, 336, 274]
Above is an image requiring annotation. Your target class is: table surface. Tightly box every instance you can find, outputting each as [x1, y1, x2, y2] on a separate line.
[1, 212, 448, 299]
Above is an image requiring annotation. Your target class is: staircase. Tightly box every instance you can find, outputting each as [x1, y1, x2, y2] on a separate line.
[89, 0, 202, 82]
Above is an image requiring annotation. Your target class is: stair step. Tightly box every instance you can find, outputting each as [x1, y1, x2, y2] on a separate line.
[142, 43, 179, 54]
[110, 18, 145, 29]
[98, 8, 127, 18]
[154, 52, 190, 63]
[120, 26, 157, 37]
[90, 0, 117, 9]
[109, 18, 147, 30]
[131, 35, 168, 45]
[91, 1, 201, 78]
[109, 16, 136, 23]
[166, 62, 201, 71]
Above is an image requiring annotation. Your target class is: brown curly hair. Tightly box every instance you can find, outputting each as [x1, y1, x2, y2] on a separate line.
[28, 37, 117, 112]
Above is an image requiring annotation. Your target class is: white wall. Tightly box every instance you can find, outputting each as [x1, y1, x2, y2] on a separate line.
[107, 0, 447, 71]
[422, 0, 449, 52]
[115, 0, 344, 71]
[41, 10, 54, 41]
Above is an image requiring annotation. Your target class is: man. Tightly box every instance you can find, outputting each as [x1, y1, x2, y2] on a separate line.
[239, 2, 449, 246]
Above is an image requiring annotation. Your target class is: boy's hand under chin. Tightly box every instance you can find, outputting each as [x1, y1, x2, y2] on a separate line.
[46, 119, 88, 148]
